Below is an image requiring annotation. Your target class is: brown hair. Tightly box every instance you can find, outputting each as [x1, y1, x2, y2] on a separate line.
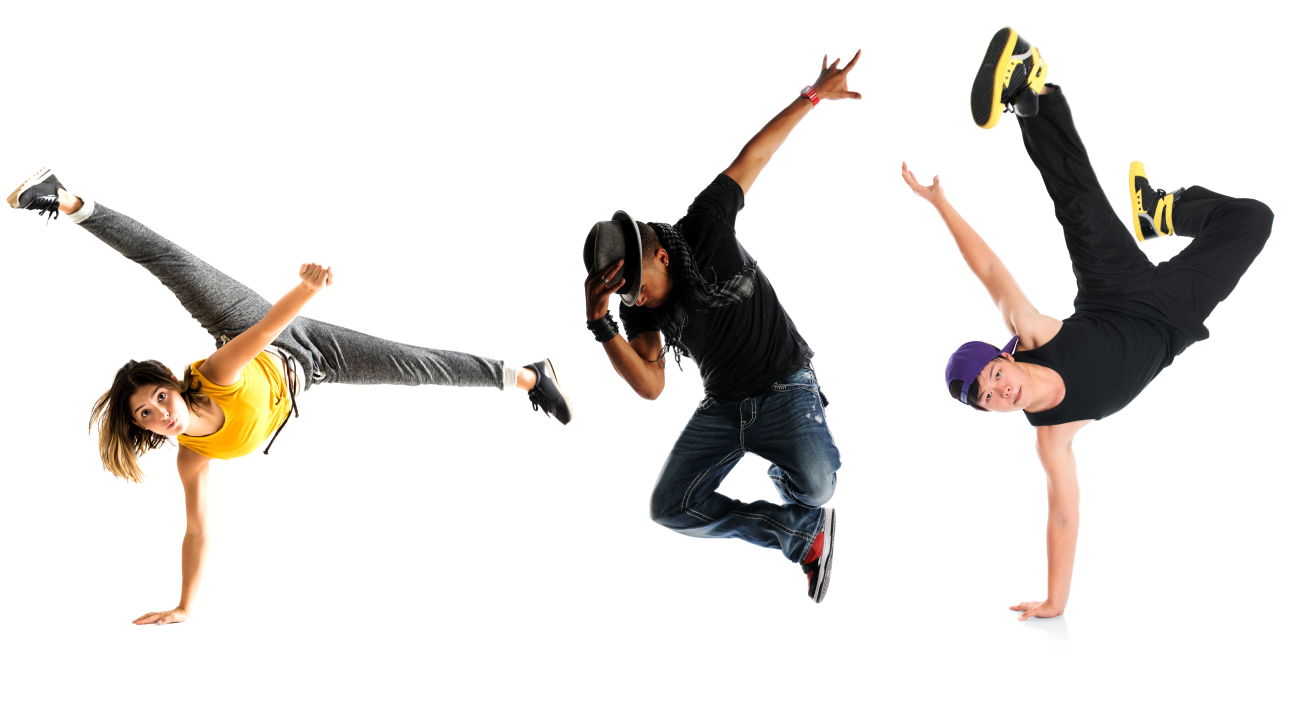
[88, 360, 207, 483]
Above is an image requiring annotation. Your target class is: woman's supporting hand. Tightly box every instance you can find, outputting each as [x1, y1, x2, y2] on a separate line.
[812, 50, 862, 101]
[901, 162, 946, 206]
[1009, 599, 1064, 621]
[299, 262, 334, 292]
[133, 607, 189, 626]
[585, 259, 625, 322]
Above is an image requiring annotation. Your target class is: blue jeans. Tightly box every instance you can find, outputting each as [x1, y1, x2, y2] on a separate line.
[649, 368, 840, 563]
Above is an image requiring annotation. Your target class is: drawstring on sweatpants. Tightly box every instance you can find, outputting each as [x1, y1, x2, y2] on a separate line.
[263, 350, 300, 455]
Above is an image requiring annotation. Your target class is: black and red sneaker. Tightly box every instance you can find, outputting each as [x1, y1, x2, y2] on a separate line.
[7, 167, 63, 222]
[525, 358, 573, 426]
[802, 508, 836, 603]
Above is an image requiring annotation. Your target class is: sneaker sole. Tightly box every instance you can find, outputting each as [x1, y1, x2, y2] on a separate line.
[540, 357, 574, 426]
[815, 508, 835, 603]
[7, 167, 51, 209]
[1130, 160, 1161, 242]
[971, 28, 1019, 129]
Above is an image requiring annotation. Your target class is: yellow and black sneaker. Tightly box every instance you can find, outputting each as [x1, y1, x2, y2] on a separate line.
[971, 27, 1048, 129]
[1130, 161, 1185, 241]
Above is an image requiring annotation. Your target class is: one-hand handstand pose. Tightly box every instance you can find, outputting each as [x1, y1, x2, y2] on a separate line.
[7, 170, 574, 625]
[903, 28, 1273, 619]
[582, 52, 860, 603]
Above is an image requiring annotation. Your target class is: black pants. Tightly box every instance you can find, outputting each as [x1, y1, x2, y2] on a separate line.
[1017, 86, 1274, 343]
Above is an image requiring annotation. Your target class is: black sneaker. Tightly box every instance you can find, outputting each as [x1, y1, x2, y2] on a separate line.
[7, 168, 63, 222]
[525, 358, 573, 426]
[1130, 161, 1185, 241]
[971, 27, 1047, 129]
[801, 508, 836, 603]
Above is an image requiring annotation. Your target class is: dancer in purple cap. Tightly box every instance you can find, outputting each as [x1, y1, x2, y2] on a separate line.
[903, 28, 1273, 620]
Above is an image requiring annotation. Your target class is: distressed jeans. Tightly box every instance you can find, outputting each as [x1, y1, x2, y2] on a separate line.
[649, 367, 840, 563]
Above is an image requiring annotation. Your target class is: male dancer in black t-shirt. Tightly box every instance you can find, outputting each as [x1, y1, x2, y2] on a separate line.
[581, 52, 861, 603]
[902, 28, 1273, 619]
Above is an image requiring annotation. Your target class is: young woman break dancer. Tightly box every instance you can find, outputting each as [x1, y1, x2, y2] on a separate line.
[902, 28, 1273, 620]
[7, 169, 574, 625]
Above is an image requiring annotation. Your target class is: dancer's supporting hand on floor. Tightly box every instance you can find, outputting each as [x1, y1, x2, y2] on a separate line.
[129, 260, 333, 626]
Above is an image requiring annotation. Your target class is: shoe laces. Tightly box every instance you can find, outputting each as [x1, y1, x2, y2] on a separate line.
[28, 194, 59, 223]
[527, 387, 550, 416]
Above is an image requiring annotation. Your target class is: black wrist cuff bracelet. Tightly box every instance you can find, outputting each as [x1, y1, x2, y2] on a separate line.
[586, 313, 620, 343]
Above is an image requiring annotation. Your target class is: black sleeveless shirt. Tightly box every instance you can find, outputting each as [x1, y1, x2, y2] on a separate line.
[1015, 311, 1181, 426]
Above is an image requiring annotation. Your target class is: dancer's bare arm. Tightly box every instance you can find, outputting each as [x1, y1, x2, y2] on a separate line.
[200, 263, 334, 385]
[723, 51, 861, 196]
[1010, 420, 1088, 620]
[585, 260, 666, 399]
[134, 446, 210, 625]
[901, 163, 1062, 349]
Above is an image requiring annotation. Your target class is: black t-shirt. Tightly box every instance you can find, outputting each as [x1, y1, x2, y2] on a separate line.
[1015, 311, 1182, 426]
[619, 174, 812, 402]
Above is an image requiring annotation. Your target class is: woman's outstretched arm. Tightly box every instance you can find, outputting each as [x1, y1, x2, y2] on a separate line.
[199, 263, 334, 386]
[133, 446, 210, 625]
[901, 163, 1060, 348]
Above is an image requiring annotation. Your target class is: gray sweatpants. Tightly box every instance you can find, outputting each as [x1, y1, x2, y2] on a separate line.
[71, 200, 510, 392]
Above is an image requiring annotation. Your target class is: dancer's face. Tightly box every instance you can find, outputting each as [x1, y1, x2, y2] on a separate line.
[973, 353, 1029, 413]
[129, 382, 191, 436]
[635, 248, 673, 308]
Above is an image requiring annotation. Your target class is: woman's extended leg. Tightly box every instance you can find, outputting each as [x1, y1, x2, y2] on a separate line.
[276, 310, 573, 423]
[1017, 86, 1156, 302]
[282, 316, 511, 390]
[61, 192, 272, 345]
[17, 175, 572, 424]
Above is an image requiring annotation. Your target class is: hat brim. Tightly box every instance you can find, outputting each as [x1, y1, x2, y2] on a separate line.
[610, 211, 643, 307]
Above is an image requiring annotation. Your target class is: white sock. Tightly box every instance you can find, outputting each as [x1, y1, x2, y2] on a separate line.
[67, 197, 97, 224]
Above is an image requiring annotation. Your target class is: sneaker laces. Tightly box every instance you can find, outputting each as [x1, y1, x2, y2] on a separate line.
[27, 194, 59, 223]
[527, 387, 549, 416]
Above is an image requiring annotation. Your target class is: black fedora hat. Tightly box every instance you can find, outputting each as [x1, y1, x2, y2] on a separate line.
[583, 210, 643, 307]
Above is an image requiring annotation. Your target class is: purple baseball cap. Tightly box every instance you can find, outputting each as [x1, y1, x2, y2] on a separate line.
[945, 335, 1019, 406]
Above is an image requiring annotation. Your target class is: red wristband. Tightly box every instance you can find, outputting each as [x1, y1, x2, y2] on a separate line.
[800, 85, 820, 107]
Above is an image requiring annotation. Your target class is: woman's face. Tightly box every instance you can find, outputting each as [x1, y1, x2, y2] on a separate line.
[128, 382, 191, 436]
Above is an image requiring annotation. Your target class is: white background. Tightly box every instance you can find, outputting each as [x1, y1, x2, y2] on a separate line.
[1, 1, 1301, 701]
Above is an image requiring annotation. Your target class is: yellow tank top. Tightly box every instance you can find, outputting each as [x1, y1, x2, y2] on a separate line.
[177, 351, 293, 460]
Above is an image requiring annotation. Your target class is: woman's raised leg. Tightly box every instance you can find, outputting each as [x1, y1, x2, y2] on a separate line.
[54, 185, 272, 344]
